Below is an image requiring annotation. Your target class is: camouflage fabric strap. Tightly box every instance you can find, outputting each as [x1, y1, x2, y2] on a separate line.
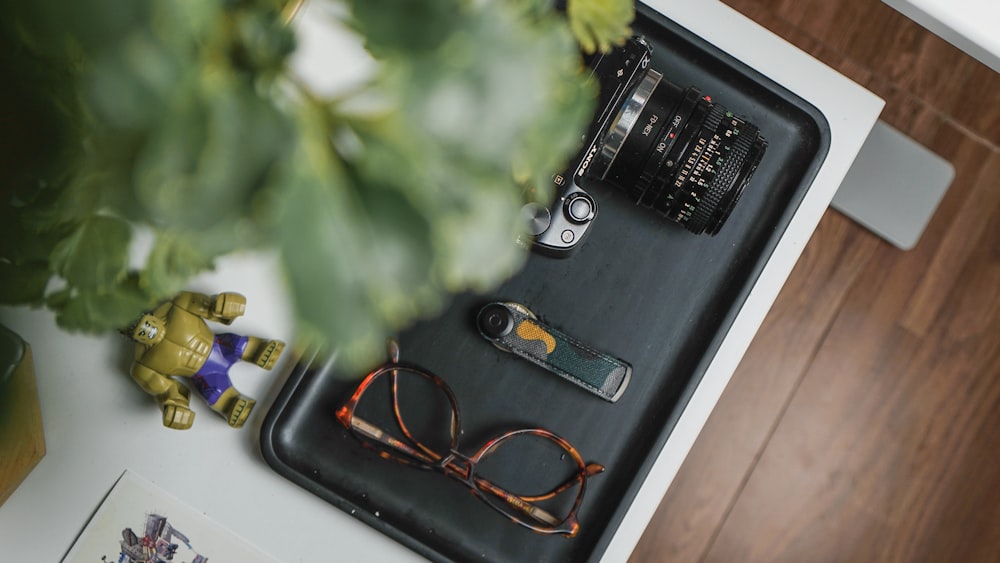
[476, 301, 632, 402]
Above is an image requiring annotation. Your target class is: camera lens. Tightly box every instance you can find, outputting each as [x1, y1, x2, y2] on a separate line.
[588, 70, 767, 235]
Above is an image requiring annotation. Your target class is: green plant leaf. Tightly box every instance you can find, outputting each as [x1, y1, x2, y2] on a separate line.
[141, 231, 220, 299]
[0, 261, 51, 305]
[341, 0, 462, 56]
[0, 0, 151, 59]
[270, 109, 384, 364]
[123, 65, 293, 230]
[567, 0, 634, 54]
[0, 192, 73, 265]
[49, 215, 131, 290]
[47, 273, 155, 332]
[229, 4, 297, 75]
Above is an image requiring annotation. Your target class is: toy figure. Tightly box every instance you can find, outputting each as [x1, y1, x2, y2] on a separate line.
[125, 291, 285, 430]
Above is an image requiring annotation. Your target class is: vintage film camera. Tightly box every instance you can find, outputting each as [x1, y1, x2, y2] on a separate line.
[521, 36, 768, 256]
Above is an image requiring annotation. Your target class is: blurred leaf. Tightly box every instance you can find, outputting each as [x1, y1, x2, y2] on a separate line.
[141, 231, 220, 298]
[430, 176, 528, 291]
[0, 192, 73, 264]
[0, 80, 75, 201]
[351, 179, 438, 324]
[47, 273, 155, 332]
[31, 167, 121, 229]
[121, 70, 291, 231]
[508, 17, 598, 199]
[49, 216, 131, 290]
[0, 20, 81, 207]
[567, 0, 634, 54]
[351, 0, 596, 288]
[230, 5, 297, 75]
[341, 0, 462, 56]
[271, 106, 383, 364]
[271, 106, 444, 367]
[379, 4, 574, 167]
[509, 0, 559, 20]
[0, 261, 51, 305]
[0, 0, 151, 58]
[85, 33, 180, 130]
[2, 0, 608, 368]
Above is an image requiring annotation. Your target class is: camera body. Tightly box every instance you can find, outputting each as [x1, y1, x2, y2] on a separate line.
[522, 36, 767, 257]
[519, 37, 655, 257]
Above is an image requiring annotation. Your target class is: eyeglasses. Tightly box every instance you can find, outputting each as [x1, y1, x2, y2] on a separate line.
[335, 340, 605, 537]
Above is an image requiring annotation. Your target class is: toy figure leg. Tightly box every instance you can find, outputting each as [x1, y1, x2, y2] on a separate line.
[190, 334, 253, 427]
[241, 337, 285, 370]
[187, 334, 280, 427]
[210, 387, 256, 428]
[193, 368, 254, 428]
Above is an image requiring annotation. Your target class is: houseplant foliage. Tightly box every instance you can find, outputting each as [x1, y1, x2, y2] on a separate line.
[0, 0, 632, 366]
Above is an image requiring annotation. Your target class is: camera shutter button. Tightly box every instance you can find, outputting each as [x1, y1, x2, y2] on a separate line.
[564, 192, 596, 224]
[521, 203, 551, 236]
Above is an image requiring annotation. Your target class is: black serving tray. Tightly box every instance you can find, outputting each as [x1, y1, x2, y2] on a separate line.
[261, 4, 830, 562]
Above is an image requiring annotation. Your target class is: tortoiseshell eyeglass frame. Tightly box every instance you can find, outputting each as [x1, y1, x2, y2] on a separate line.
[334, 340, 605, 537]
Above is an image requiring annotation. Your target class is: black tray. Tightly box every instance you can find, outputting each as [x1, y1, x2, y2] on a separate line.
[261, 5, 830, 562]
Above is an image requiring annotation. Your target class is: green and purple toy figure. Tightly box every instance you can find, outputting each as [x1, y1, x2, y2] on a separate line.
[125, 291, 285, 430]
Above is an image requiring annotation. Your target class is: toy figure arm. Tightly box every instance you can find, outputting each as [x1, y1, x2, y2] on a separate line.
[130, 362, 195, 430]
[173, 291, 246, 325]
[210, 292, 246, 325]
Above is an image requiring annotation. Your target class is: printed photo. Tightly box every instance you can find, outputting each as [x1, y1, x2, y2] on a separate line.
[62, 470, 277, 563]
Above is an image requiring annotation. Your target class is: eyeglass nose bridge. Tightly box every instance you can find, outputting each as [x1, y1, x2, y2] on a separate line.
[437, 449, 477, 485]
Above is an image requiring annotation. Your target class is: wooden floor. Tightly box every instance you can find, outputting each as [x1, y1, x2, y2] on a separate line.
[630, 0, 1000, 561]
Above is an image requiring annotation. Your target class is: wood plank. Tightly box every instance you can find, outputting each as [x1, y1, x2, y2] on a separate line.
[702, 178, 1000, 561]
[899, 152, 1000, 335]
[628, 212, 879, 562]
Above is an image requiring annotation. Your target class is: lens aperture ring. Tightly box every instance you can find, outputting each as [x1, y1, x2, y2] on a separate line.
[658, 103, 728, 225]
[687, 115, 757, 234]
[714, 121, 764, 232]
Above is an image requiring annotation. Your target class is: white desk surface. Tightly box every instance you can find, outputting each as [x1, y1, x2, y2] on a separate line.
[882, 0, 1000, 73]
[0, 1, 883, 561]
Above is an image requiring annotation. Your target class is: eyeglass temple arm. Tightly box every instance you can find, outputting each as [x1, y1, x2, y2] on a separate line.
[472, 476, 564, 528]
[348, 413, 437, 465]
[469, 460, 604, 529]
